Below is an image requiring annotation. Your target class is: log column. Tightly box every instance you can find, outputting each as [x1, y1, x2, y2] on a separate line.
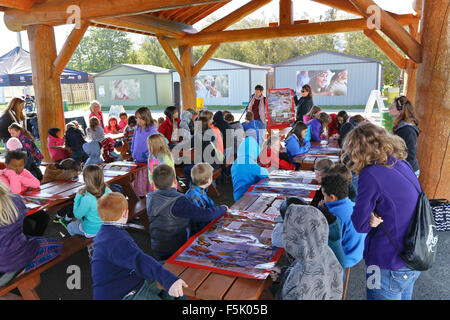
[27, 24, 65, 161]
[414, 0, 450, 198]
[179, 45, 196, 110]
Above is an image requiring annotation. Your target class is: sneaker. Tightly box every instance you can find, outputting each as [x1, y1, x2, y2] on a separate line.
[57, 217, 71, 229]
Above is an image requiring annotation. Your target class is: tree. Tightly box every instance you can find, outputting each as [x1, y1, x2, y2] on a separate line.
[68, 27, 133, 73]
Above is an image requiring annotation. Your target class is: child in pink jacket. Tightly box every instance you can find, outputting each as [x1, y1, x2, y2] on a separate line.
[0, 150, 40, 194]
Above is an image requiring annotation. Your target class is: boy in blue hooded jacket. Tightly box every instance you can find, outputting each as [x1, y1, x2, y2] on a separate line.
[231, 136, 269, 202]
[322, 174, 366, 268]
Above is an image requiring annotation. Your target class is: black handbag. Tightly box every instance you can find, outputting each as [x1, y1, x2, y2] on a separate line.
[429, 199, 450, 232]
[380, 166, 438, 271]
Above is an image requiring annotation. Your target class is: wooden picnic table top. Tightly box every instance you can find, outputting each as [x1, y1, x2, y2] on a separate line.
[158, 193, 281, 300]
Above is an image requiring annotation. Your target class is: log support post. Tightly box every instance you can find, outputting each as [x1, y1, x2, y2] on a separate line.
[179, 45, 196, 110]
[27, 24, 65, 161]
[403, 23, 420, 102]
[415, 0, 450, 199]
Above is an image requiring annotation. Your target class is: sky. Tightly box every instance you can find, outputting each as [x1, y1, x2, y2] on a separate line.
[0, 0, 415, 56]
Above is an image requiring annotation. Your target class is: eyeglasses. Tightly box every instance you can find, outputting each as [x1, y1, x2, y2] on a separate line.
[301, 90, 307, 93]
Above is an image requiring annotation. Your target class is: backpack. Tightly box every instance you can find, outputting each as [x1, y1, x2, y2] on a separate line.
[381, 166, 438, 271]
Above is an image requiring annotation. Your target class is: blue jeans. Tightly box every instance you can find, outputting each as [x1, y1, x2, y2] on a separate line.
[366, 266, 421, 300]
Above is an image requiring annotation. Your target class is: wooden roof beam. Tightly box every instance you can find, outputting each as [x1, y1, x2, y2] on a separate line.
[4, 0, 228, 32]
[93, 15, 197, 39]
[0, 0, 37, 10]
[311, 0, 362, 16]
[157, 36, 185, 78]
[279, 0, 293, 25]
[186, 1, 229, 25]
[363, 29, 407, 69]
[169, 14, 419, 47]
[53, 20, 90, 77]
[192, 43, 220, 77]
[202, 0, 272, 33]
[348, 0, 422, 63]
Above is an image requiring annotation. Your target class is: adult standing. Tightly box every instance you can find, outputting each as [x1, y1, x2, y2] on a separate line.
[89, 100, 105, 129]
[342, 123, 422, 300]
[389, 96, 420, 177]
[247, 85, 267, 128]
[294, 84, 314, 122]
[0, 97, 26, 144]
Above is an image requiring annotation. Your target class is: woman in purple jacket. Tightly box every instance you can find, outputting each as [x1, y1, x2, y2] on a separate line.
[0, 183, 62, 288]
[342, 123, 422, 300]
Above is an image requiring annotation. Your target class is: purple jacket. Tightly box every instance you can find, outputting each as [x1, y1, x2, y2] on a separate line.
[306, 118, 322, 142]
[0, 195, 40, 273]
[131, 125, 158, 163]
[351, 158, 420, 270]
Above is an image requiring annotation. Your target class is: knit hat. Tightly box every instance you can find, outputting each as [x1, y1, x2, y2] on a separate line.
[6, 137, 23, 151]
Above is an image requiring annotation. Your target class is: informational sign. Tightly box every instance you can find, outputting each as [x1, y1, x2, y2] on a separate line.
[265, 88, 296, 130]
[167, 210, 284, 279]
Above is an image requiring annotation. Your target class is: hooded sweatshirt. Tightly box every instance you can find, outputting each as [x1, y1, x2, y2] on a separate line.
[231, 136, 269, 202]
[83, 141, 103, 166]
[281, 205, 343, 300]
[325, 197, 366, 268]
[393, 121, 419, 172]
[180, 110, 194, 136]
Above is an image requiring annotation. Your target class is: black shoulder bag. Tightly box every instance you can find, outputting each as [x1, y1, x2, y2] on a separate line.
[379, 167, 438, 271]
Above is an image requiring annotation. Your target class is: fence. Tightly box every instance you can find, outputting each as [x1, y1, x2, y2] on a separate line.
[61, 83, 95, 105]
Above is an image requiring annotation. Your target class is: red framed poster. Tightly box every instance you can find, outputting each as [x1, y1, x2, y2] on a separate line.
[166, 210, 284, 280]
[265, 88, 296, 130]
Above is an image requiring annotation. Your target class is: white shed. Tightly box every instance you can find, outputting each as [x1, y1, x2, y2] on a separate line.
[171, 58, 271, 106]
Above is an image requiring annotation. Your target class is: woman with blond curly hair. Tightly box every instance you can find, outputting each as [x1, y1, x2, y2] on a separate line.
[342, 122, 422, 300]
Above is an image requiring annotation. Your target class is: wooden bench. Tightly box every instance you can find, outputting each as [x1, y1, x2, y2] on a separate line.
[0, 235, 93, 300]
[127, 197, 149, 231]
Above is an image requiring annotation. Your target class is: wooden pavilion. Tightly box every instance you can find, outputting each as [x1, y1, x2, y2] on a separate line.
[0, 0, 448, 199]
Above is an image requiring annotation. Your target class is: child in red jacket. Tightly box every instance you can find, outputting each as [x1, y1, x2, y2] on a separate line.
[158, 106, 180, 146]
[259, 135, 295, 170]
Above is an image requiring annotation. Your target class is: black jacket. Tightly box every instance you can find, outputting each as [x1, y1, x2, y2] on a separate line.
[294, 96, 314, 122]
[394, 122, 420, 172]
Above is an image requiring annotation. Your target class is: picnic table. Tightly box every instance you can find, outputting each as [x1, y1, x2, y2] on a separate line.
[293, 140, 341, 170]
[157, 193, 284, 300]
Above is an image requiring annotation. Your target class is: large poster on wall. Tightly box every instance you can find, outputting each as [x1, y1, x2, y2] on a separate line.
[296, 69, 348, 96]
[195, 74, 229, 99]
[110, 79, 141, 100]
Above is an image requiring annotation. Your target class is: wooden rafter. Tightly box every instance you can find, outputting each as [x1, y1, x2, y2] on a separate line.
[364, 29, 407, 69]
[93, 15, 197, 39]
[0, 0, 38, 10]
[157, 36, 185, 78]
[53, 20, 90, 77]
[187, 1, 229, 25]
[3, 0, 229, 32]
[170, 14, 418, 47]
[311, 0, 362, 16]
[192, 43, 220, 77]
[279, 0, 293, 25]
[348, 0, 422, 63]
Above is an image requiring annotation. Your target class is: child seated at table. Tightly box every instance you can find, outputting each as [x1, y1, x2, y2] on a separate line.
[269, 203, 343, 300]
[42, 158, 79, 184]
[259, 135, 295, 171]
[123, 115, 137, 156]
[326, 163, 357, 202]
[185, 163, 218, 234]
[321, 174, 366, 269]
[65, 121, 88, 165]
[83, 141, 103, 166]
[66, 165, 112, 238]
[47, 128, 70, 162]
[242, 111, 264, 145]
[118, 112, 128, 132]
[285, 121, 311, 164]
[201, 109, 224, 155]
[6, 137, 43, 181]
[231, 135, 269, 202]
[272, 196, 346, 269]
[91, 192, 187, 300]
[8, 122, 43, 167]
[0, 150, 40, 194]
[147, 133, 175, 192]
[0, 183, 62, 288]
[306, 112, 332, 142]
[146, 164, 227, 261]
[158, 106, 181, 146]
[104, 116, 121, 135]
[310, 159, 334, 207]
[302, 105, 322, 123]
[86, 117, 105, 142]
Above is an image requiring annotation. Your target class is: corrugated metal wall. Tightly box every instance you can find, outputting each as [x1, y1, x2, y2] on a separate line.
[274, 52, 381, 106]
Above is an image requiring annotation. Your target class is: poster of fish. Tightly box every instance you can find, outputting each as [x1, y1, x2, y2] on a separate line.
[265, 88, 295, 130]
[167, 210, 284, 279]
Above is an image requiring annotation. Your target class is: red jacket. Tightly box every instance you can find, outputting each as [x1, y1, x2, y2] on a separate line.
[328, 113, 340, 136]
[259, 148, 295, 170]
[158, 116, 181, 144]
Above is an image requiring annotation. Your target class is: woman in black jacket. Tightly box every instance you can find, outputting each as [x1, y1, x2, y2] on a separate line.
[0, 97, 26, 144]
[389, 96, 420, 177]
[294, 84, 314, 122]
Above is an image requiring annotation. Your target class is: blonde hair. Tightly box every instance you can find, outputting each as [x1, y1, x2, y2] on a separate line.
[3, 97, 26, 122]
[314, 159, 334, 173]
[79, 165, 107, 198]
[306, 105, 322, 119]
[0, 181, 20, 227]
[147, 134, 171, 159]
[89, 117, 100, 130]
[341, 122, 408, 174]
[97, 192, 128, 222]
[89, 100, 101, 114]
[191, 163, 213, 186]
